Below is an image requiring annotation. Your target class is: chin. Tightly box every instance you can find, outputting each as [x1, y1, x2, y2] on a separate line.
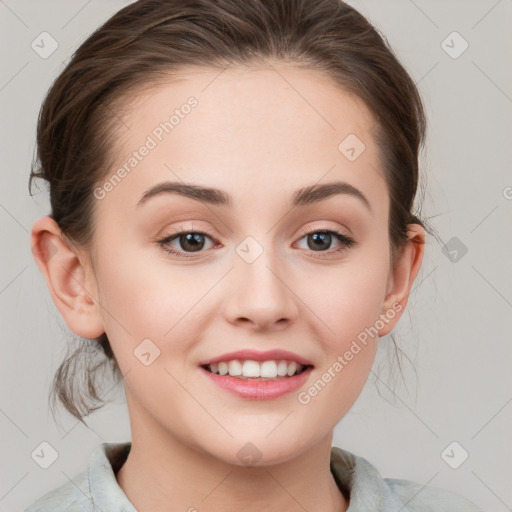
[202, 434, 312, 468]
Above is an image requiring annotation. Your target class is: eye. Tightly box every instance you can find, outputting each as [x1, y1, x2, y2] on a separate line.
[295, 228, 356, 256]
[157, 226, 356, 259]
[157, 226, 217, 258]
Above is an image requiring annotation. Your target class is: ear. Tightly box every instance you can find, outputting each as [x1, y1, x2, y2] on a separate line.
[30, 216, 105, 339]
[378, 224, 426, 337]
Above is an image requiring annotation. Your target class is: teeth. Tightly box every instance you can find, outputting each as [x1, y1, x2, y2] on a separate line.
[277, 360, 288, 376]
[260, 361, 277, 378]
[218, 362, 228, 375]
[287, 361, 298, 376]
[205, 359, 306, 379]
[228, 360, 243, 376]
[243, 360, 261, 377]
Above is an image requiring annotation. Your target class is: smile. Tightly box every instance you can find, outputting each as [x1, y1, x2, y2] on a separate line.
[199, 363, 314, 400]
[201, 359, 311, 380]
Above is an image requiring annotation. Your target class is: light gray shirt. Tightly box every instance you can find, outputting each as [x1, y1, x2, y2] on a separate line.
[24, 441, 483, 511]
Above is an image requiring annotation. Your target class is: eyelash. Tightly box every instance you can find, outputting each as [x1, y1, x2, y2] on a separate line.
[157, 226, 356, 259]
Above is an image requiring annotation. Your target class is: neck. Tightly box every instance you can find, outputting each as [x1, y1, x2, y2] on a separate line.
[116, 425, 348, 512]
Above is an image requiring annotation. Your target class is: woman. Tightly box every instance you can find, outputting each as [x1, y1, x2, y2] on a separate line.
[26, 0, 483, 510]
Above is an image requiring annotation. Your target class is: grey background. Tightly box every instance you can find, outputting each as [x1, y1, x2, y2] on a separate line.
[1, 0, 511, 510]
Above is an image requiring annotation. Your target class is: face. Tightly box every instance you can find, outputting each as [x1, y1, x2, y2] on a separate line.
[45, 63, 423, 465]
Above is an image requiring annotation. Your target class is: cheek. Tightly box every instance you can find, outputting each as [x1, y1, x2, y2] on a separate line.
[302, 256, 389, 345]
[296, 272, 386, 424]
[94, 251, 197, 365]
[98, 246, 198, 324]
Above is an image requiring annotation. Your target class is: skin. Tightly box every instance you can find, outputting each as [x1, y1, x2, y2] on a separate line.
[31, 62, 425, 512]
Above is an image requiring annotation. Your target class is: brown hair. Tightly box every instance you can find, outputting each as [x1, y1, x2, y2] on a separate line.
[29, 0, 439, 424]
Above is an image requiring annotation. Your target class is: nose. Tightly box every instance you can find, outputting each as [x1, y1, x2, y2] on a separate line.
[223, 242, 300, 332]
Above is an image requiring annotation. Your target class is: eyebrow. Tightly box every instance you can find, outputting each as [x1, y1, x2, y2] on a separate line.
[137, 180, 372, 213]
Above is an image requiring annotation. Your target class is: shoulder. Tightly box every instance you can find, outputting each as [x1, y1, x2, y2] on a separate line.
[330, 446, 483, 512]
[383, 477, 484, 512]
[24, 441, 133, 512]
[23, 469, 91, 512]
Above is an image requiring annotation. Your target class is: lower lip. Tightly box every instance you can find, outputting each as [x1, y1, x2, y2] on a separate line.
[200, 366, 313, 400]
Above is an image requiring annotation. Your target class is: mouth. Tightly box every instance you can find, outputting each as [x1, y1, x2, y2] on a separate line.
[198, 349, 315, 399]
[200, 359, 314, 381]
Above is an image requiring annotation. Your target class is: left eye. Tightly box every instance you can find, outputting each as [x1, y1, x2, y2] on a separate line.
[295, 229, 355, 254]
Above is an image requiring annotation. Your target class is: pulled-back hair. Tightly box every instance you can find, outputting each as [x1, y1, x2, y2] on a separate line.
[29, 0, 439, 424]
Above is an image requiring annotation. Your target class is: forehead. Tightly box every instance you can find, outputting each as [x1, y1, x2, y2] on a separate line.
[97, 63, 387, 219]
[119, 63, 376, 148]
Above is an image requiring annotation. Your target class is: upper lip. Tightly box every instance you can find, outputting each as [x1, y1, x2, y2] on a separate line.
[199, 349, 314, 367]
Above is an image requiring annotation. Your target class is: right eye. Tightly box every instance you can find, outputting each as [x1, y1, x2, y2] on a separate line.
[157, 227, 218, 258]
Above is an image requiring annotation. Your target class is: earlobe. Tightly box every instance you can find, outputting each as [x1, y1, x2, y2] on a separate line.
[378, 224, 426, 337]
[30, 216, 105, 339]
